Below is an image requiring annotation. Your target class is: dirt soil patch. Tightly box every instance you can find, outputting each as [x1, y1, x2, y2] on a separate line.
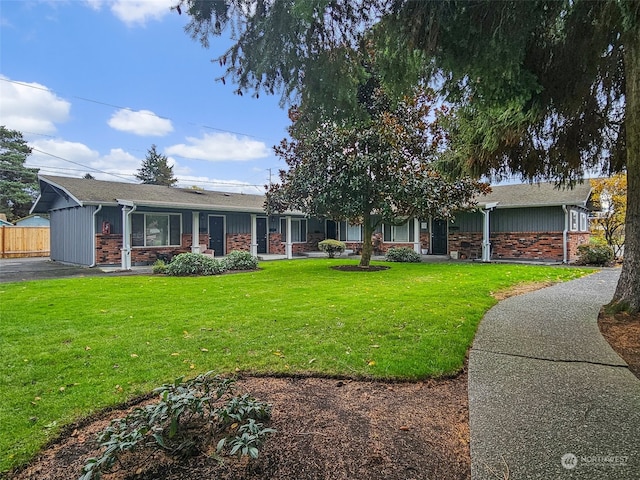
[11, 374, 470, 480]
[599, 310, 640, 379]
[331, 265, 390, 272]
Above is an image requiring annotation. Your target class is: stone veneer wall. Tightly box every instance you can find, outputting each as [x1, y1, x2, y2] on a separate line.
[420, 232, 430, 253]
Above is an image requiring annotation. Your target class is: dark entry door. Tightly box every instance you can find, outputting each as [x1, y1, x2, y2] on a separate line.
[432, 219, 448, 255]
[257, 218, 267, 254]
[208, 216, 224, 256]
[326, 220, 337, 240]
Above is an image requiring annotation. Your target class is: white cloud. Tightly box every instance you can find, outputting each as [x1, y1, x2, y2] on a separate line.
[0, 75, 71, 135]
[108, 108, 174, 136]
[85, 0, 175, 25]
[166, 132, 270, 162]
[27, 139, 141, 181]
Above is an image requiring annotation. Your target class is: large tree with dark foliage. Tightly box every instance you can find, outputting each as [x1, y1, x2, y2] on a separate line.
[0, 126, 39, 222]
[135, 145, 177, 186]
[267, 87, 488, 267]
[176, 0, 639, 311]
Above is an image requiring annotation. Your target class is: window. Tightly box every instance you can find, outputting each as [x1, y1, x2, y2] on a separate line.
[346, 223, 362, 242]
[280, 218, 307, 243]
[132, 213, 181, 247]
[384, 221, 410, 242]
[580, 212, 588, 232]
[570, 210, 579, 232]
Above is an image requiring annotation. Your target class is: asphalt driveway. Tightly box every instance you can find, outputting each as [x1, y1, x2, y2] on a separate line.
[0, 257, 142, 283]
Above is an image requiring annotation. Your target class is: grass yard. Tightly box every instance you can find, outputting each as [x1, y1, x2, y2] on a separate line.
[0, 259, 590, 472]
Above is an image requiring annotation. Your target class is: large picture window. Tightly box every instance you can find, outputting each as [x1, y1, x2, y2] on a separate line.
[338, 222, 362, 242]
[280, 218, 307, 243]
[132, 213, 181, 247]
[384, 221, 410, 242]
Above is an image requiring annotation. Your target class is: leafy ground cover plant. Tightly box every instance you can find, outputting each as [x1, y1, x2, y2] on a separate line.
[0, 260, 590, 472]
[79, 372, 273, 480]
[318, 239, 347, 258]
[223, 250, 259, 270]
[166, 252, 226, 276]
[385, 247, 422, 263]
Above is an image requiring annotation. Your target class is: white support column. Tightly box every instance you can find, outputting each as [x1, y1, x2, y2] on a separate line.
[286, 215, 293, 259]
[250, 214, 258, 256]
[481, 209, 491, 262]
[121, 205, 132, 270]
[413, 218, 421, 254]
[191, 211, 200, 253]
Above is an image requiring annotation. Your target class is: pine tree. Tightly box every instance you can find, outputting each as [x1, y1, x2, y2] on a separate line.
[135, 145, 177, 186]
[0, 126, 39, 221]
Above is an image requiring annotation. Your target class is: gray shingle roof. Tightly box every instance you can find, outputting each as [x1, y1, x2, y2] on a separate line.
[36, 175, 267, 212]
[477, 181, 592, 208]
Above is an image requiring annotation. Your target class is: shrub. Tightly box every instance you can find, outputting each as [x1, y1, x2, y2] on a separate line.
[166, 253, 226, 276]
[152, 259, 168, 274]
[385, 247, 422, 263]
[318, 239, 346, 258]
[223, 250, 259, 270]
[576, 243, 614, 266]
[79, 372, 275, 480]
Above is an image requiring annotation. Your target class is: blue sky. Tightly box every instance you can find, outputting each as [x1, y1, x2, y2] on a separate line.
[0, 0, 291, 193]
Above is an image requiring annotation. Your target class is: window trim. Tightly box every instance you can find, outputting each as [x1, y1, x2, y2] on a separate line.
[384, 221, 410, 243]
[132, 212, 182, 248]
[280, 218, 307, 243]
[569, 210, 579, 232]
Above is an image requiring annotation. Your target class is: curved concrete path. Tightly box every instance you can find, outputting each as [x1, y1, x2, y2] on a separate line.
[469, 269, 640, 479]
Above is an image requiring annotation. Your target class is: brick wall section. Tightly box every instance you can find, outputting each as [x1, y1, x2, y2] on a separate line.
[448, 233, 483, 259]
[292, 232, 325, 254]
[450, 231, 591, 263]
[226, 233, 251, 253]
[95, 234, 122, 264]
[95, 233, 208, 266]
[269, 233, 284, 254]
[420, 232, 430, 252]
[568, 232, 590, 262]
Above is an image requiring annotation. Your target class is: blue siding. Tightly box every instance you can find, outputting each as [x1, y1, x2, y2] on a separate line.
[226, 213, 251, 234]
[50, 206, 96, 265]
[492, 207, 564, 232]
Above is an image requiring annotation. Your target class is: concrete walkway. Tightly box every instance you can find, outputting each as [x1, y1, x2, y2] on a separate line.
[469, 269, 640, 479]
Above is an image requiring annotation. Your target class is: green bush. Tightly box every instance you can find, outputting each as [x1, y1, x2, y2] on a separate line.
[79, 372, 275, 480]
[318, 239, 347, 258]
[152, 259, 168, 274]
[166, 253, 226, 276]
[223, 250, 259, 270]
[385, 247, 422, 263]
[576, 243, 614, 266]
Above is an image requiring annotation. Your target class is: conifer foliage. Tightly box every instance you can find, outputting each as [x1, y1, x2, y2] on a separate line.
[135, 145, 177, 186]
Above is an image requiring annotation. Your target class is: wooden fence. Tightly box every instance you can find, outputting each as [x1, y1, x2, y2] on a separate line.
[0, 226, 50, 258]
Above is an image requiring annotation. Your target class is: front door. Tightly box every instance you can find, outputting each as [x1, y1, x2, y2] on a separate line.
[432, 219, 448, 255]
[257, 217, 267, 254]
[208, 216, 225, 256]
[326, 220, 337, 240]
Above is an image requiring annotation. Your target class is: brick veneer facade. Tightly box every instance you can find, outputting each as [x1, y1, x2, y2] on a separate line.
[448, 231, 590, 262]
[268, 233, 284, 254]
[226, 233, 251, 254]
[95, 233, 208, 265]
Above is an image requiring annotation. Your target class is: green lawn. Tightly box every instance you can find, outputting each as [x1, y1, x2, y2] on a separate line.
[0, 259, 590, 472]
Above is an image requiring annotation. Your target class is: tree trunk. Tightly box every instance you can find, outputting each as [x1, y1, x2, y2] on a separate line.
[611, 27, 640, 314]
[359, 213, 375, 268]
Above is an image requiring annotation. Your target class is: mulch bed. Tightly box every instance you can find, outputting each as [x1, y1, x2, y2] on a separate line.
[330, 265, 390, 272]
[10, 375, 470, 480]
[598, 310, 640, 379]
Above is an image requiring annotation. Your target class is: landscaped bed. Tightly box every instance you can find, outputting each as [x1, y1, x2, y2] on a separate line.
[1, 259, 590, 477]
